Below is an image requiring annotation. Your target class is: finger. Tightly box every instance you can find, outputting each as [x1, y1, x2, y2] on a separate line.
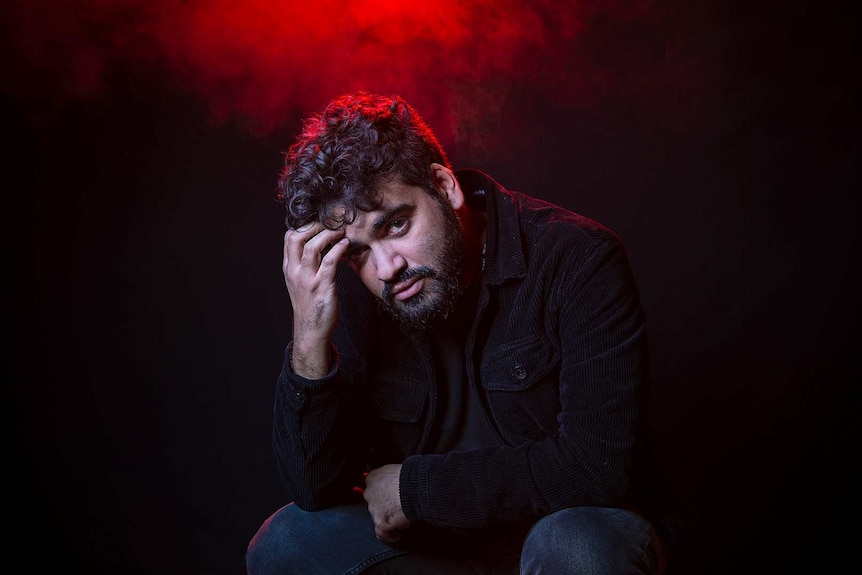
[319, 237, 350, 272]
[283, 230, 292, 268]
[284, 223, 323, 269]
[302, 228, 346, 267]
[375, 527, 401, 543]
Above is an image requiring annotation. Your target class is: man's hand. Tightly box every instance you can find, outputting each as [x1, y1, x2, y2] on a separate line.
[283, 223, 349, 378]
[363, 464, 410, 542]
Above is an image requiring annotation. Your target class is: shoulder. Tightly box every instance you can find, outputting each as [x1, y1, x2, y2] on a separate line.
[504, 188, 624, 258]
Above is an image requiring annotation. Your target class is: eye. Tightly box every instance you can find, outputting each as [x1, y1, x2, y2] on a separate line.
[387, 217, 408, 235]
[342, 244, 368, 264]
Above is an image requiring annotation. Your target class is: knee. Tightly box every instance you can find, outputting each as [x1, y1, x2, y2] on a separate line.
[247, 501, 387, 575]
[246, 505, 304, 575]
[521, 508, 606, 575]
[520, 507, 656, 575]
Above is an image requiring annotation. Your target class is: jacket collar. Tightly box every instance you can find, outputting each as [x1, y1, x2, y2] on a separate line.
[455, 168, 527, 286]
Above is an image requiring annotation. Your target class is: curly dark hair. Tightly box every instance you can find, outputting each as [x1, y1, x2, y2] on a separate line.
[277, 92, 451, 230]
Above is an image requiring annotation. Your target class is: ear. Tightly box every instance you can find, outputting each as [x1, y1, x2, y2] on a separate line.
[430, 163, 465, 210]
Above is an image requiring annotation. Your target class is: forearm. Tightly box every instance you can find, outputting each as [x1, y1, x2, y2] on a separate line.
[399, 419, 638, 529]
[290, 337, 334, 379]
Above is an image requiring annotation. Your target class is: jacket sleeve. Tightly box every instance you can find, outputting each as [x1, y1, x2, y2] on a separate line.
[271, 263, 375, 510]
[399, 232, 650, 528]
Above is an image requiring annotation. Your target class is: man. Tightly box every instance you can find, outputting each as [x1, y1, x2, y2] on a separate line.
[247, 92, 670, 574]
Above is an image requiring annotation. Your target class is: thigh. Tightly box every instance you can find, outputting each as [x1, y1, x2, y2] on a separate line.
[246, 502, 406, 575]
[520, 506, 664, 575]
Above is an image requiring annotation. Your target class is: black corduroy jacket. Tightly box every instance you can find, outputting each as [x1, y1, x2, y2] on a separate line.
[272, 169, 653, 531]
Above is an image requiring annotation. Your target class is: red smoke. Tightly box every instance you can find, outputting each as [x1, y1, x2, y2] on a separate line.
[2, 0, 705, 151]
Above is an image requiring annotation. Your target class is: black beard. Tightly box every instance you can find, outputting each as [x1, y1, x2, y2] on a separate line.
[378, 200, 465, 332]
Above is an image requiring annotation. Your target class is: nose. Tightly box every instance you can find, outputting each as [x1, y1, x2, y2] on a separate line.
[373, 245, 407, 283]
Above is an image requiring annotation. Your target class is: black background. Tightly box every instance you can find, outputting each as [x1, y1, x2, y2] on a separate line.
[3, 1, 859, 573]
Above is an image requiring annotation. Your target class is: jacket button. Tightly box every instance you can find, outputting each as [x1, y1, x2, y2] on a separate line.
[512, 365, 527, 380]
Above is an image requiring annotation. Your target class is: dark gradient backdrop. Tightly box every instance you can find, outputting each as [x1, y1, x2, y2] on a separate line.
[3, 1, 858, 573]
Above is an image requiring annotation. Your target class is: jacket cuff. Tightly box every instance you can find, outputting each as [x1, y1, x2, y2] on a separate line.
[282, 342, 339, 410]
[399, 454, 434, 523]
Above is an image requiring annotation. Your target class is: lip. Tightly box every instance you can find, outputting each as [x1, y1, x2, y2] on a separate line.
[392, 277, 424, 301]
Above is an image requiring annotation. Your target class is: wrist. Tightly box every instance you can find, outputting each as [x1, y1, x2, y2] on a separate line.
[290, 339, 332, 379]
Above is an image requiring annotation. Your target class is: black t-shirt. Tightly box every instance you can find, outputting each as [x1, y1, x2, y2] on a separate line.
[424, 285, 501, 454]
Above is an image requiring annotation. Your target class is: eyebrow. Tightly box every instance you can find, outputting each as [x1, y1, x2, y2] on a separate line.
[370, 203, 412, 235]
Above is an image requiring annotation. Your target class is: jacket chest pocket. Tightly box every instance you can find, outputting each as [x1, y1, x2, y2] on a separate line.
[368, 374, 427, 462]
[480, 334, 561, 440]
[370, 375, 426, 423]
[482, 333, 560, 391]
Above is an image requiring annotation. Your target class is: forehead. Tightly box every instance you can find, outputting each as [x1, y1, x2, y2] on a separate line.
[344, 180, 431, 232]
[372, 178, 428, 207]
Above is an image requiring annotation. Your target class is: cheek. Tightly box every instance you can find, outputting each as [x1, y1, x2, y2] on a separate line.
[355, 263, 383, 296]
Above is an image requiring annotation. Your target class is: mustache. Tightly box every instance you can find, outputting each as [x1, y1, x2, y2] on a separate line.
[381, 266, 436, 301]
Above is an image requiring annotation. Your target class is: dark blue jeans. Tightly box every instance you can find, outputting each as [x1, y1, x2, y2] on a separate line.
[247, 502, 664, 574]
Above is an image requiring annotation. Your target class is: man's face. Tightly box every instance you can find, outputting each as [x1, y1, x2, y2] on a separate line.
[341, 179, 465, 331]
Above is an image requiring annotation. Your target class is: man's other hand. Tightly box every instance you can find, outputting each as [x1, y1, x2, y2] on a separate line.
[364, 464, 410, 542]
